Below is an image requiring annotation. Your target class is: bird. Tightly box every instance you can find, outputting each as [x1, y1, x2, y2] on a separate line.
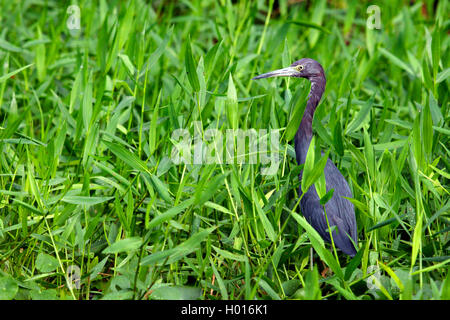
[252, 58, 358, 257]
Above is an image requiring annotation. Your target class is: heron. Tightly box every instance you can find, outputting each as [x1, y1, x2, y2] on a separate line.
[253, 58, 358, 257]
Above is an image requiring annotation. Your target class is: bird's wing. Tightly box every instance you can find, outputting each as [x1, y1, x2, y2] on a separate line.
[299, 159, 358, 255]
[323, 160, 358, 245]
[300, 187, 331, 243]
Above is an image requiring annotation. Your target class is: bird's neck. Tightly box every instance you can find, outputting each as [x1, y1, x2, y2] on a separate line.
[294, 76, 325, 164]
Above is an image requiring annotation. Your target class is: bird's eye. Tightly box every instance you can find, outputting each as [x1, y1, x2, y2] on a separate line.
[295, 65, 304, 71]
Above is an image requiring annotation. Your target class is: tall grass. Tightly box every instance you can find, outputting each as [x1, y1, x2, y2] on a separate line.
[0, 0, 448, 300]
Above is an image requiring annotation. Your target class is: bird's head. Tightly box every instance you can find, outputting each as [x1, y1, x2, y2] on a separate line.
[252, 58, 324, 81]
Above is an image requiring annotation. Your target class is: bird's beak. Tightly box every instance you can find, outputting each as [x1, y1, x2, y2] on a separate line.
[252, 66, 299, 80]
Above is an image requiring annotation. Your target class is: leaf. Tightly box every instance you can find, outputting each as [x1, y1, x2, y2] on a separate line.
[103, 140, 148, 173]
[140, 227, 215, 265]
[185, 35, 199, 92]
[204, 40, 222, 79]
[194, 172, 227, 206]
[285, 82, 310, 141]
[0, 277, 18, 300]
[422, 103, 433, 159]
[286, 20, 330, 34]
[118, 53, 136, 77]
[0, 64, 33, 83]
[441, 271, 450, 299]
[431, 23, 440, 81]
[139, 27, 173, 78]
[253, 189, 277, 242]
[226, 74, 238, 130]
[150, 286, 202, 300]
[144, 173, 172, 203]
[82, 72, 93, 132]
[304, 265, 321, 299]
[333, 121, 344, 157]
[0, 39, 22, 52]
[319, 188, 334, 206]
[89, 256, 109, 281]
[307, 0, 327, 47]
[35, 26, 46, 82]
[149, 90, 161, 155]
[345, 94, 375, 134]
[436, 68, 450, 83]
[146, 198, 193, 230]
[413, 114, 424, 170]
[103, 237, 143, 254]
[301, 137, 330, 194]
[210, 256, 228, 299]
[36, 252, 59, 273]
[364, 129, 375, 179]
[61, 196, 113, 206]
[259, 279, 281, 300]
[30, 288, 58, 300]
[290, 211, 344, 279]
[344, 249, 364, 281]
[379, 48, 414, 76]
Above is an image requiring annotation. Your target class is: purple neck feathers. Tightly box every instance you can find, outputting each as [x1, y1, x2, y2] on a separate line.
[294, 75, 326, 164]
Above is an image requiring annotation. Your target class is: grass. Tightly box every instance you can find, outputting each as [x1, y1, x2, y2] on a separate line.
[0, 0, 448, 300]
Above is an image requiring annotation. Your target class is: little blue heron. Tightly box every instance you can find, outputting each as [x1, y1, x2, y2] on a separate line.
[253, 58, 358, 256]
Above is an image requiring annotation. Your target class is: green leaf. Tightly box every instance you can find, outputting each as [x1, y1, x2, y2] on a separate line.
[0, 277, 18, 300]
[422, 103, 433, 159]
[145, 173, 172, 203]
[150, 286, 202, 300]
[436, 68, 450, 83]
[364, 129, 375, 179]
[344, 249, 363, 281]
[259, 278, 281, 300]
[35, 26, 46, 82]
[412, 114, 424, 170]
[0, 39, 22, 52]
[333, 121, 344, 157]
[149, 90, 161, 155]
[286, 20, 330, 34]
[139, 26, 173, 78]
[210, 256, 228, 299]
[346, 94, 375, 134]
[61, 195, 113, 206]
[307, 0, 327, 47]
[118, 53, 136, 77]
[301, 137, 330, 194]
[103, 237, 143, 254]
[36, 252, 59, 273]
[304, 265, 321, 299]
[146, 198, 193, 230]
[30, 288, 58, 300]
[379, 48, 414, 76]
[103, 140, 148, 173]
[290, 211, 344, 279]
[82, 72, 93, 132]
[194, 172, 227, 206]
[319, 188, 334, 206]
[441, 271, 450, 299]
[431, 23, 440, 82]
[89, 256, 109, 282]
[226, 74, 238, 130]
[185, 35, 199, 92]
[212, 245, 246, 261]
[253, 189, 277, 242]
[0, 64, 33, 83]
[204, 40, 222, 79]
[285, 82, 310, 141]
[421, 57, 433, 90]
[141, 227, 215, 266]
